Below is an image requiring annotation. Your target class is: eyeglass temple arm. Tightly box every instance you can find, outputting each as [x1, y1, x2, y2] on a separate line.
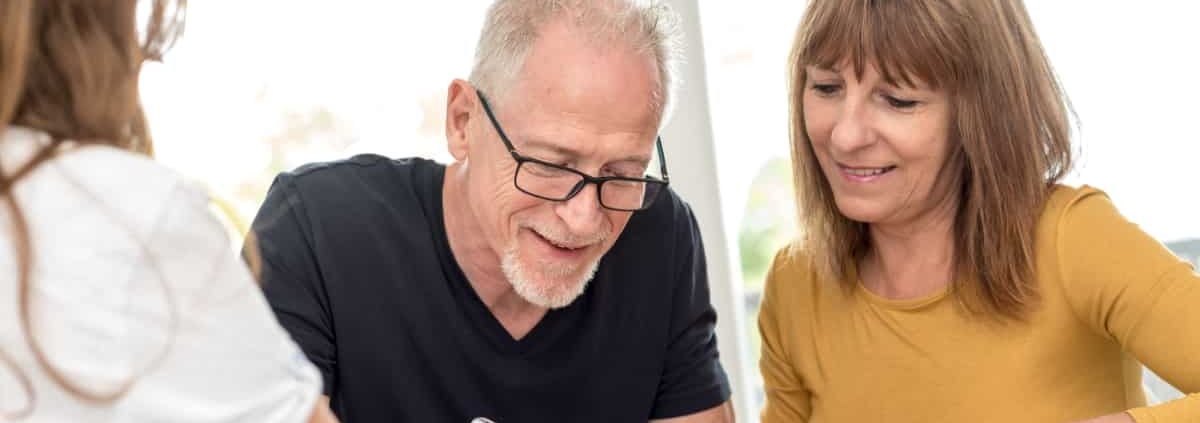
[655, 136, 670, 181]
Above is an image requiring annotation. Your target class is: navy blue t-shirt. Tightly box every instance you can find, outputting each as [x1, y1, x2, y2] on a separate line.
[249, 155, 730, 422]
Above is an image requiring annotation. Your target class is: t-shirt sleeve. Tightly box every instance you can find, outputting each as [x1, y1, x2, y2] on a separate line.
[758, 247, 813, 423]
[246, 174, 339, 397]
[1056, 187, 1200, 422]
[127, 182, 323, 422]
[649, 201, 732, 419]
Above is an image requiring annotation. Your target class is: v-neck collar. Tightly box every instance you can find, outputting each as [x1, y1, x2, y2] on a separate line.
[426, 164, 582, 356]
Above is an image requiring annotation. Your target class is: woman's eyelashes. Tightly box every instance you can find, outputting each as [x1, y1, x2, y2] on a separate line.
[883, 94, 919, 109]
[810, 81, 842, 96]
[809, 78, 923, 111]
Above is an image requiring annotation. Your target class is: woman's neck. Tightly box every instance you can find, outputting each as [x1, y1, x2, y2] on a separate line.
[860, 193, 959, 300]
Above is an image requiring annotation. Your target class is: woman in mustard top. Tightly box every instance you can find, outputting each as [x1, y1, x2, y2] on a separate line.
[758, 1, 1200, 422]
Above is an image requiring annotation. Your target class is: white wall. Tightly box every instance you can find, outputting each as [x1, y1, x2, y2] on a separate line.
[661, 1, 755, 421]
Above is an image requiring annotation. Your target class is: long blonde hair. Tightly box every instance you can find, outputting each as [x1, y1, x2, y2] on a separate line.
[787, 0, 1074, 319]
[0, 0, 186, 418]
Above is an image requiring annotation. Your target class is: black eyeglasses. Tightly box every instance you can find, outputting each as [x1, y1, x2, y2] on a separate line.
[476, 90, 670, 212]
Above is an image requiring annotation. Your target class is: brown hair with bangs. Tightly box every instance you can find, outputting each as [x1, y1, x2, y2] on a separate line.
[786, 0, 1074, 319]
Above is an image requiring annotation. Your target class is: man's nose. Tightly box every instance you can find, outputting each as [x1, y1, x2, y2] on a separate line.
[556, 182, 605, 236]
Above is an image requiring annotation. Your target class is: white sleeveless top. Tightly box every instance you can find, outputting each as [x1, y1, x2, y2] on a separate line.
[0, 126, 321, 422]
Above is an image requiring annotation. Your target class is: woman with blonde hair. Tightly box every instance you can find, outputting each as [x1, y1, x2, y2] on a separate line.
[0, 1, 336, 421]
[758, 1, 1199, 422]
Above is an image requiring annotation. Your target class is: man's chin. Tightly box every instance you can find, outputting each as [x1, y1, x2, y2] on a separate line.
[515, 281, 587, 309]
[502, 253, 600, 309]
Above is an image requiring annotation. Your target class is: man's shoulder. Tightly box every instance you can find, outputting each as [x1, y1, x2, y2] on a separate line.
[601, 187, 701, 290]
[259, 154, 444, 233]
[283, 154, 442, 187]
[625, 186, 695, 236]
[273, 155, 443, 206]
[605, 187, 701, 272]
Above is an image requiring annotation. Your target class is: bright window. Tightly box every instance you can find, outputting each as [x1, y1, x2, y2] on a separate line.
[141, 1, 491, 229]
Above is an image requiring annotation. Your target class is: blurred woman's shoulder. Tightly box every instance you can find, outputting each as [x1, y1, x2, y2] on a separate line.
[2, 126, 208, 238]
[1, 125, 228, 301]
[2, 124, 244, 331]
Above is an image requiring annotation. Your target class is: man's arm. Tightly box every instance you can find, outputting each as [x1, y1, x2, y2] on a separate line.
[247, 174, 339, 397]
[649, 199, 734, 419]
[650, 401, 734, 423]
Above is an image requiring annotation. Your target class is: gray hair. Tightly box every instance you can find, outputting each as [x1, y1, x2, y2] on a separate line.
[468, 0, 684, 127]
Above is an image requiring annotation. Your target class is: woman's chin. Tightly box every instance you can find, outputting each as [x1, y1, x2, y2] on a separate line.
[833, 197, 890, 224]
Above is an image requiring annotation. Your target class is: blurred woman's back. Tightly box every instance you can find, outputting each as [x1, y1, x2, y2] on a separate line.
[0, 1, 334, 421]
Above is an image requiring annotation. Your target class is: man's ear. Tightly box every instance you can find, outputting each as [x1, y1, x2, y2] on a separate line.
[445, 79, 475, 161]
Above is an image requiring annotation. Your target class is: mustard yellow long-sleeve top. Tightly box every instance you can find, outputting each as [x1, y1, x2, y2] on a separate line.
[759, 185, 1200, 422]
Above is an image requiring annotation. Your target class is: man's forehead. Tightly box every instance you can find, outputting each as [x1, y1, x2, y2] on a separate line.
[506, 22, 662, 120]
[498, 80, 661, 141]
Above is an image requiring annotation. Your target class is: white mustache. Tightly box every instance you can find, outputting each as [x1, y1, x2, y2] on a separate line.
[521, 221, 610, 249]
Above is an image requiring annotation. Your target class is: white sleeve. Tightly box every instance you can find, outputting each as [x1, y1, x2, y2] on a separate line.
[118, 182, 323, 423]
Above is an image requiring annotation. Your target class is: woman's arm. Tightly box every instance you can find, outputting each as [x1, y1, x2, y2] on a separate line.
[1057, 188, 1200, 422]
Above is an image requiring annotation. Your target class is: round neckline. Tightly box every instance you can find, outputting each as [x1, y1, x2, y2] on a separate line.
[849, 260, 952, 311]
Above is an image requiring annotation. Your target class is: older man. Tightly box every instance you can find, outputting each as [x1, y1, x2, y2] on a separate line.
[248, 1, 733, 421]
